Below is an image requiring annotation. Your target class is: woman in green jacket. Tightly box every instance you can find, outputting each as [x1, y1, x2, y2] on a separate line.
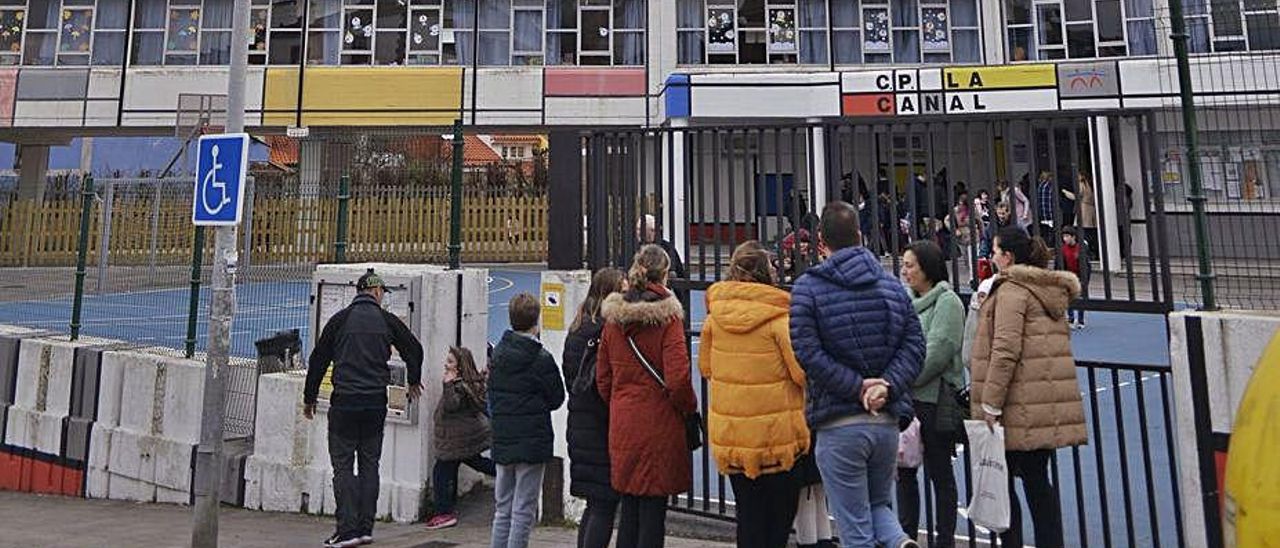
[897, 240, 967, 548]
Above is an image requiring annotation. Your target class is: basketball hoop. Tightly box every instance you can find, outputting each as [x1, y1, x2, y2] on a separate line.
[176, 93, 229, 138]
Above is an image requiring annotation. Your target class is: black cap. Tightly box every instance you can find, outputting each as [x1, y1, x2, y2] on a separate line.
[356, 269, 391, 292]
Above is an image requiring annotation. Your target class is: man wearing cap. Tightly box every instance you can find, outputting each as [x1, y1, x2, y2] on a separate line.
[305, 269, 425, 548]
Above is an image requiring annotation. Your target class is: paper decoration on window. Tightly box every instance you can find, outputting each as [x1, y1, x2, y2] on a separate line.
[768, 8, 797, 52]
[922, 7, 949, 52]
[59, 9, 93, 53]
[707, 7, 736, 53]
[864, 7, 890, 52]
[345, 9, 374, 50]
[1, 11, 24, 53]
[410, 10, 440, 51]
[167, 8, 200, 52]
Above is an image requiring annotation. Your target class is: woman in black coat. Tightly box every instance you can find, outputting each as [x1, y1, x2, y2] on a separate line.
[562, 268, 627, 548]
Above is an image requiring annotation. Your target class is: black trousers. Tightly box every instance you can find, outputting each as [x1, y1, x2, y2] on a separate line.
[897, 402, 958, 548]
[616, 495, 667, 548]
[328, 407, 386, 538]
[729, 470, 802, 548]
[577, 496, 619, 548]
[432, 454, 496, 515]
[1002, 449, 1064, 548]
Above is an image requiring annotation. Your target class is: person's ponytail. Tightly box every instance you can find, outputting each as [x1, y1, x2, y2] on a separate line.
[995, 225, 1053, 268]
[1028, 236, 1053, 268]
[628, 244, 671, 290]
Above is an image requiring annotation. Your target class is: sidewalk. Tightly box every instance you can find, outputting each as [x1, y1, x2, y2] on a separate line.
[0, 490, 730, 548]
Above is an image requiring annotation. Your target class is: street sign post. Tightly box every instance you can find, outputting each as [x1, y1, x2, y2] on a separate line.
[192, 133, 250, 226]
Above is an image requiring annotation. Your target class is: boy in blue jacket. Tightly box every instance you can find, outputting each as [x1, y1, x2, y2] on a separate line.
[487, 293, 566, 548]
[790, 201, 926, 548]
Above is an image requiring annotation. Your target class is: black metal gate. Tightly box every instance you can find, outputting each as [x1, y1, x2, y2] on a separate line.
[585, 113, 1184, 547]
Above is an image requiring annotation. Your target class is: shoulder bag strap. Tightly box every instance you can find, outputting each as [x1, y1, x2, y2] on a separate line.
[626, 335, 667, 390]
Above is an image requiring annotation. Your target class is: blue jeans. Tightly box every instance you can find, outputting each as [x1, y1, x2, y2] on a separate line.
[490, 462, 546, 548]
[816, 421, 909, 548]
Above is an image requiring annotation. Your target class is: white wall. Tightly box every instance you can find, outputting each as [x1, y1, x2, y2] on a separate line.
[1168, 310, 1280, 548]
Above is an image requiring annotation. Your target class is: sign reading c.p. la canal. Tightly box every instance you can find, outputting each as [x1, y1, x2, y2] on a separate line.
[842, 64, 1059, 117]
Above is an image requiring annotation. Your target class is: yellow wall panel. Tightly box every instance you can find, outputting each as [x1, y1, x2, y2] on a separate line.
[263, 67, 300, 127]
[300, 67, 463, 126]
[942, 64, 1057, 90]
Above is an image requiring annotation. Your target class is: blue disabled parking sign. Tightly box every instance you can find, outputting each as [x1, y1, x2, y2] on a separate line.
[192, 133, 250, 226]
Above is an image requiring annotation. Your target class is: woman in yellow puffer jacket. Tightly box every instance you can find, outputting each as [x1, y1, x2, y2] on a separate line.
[699, 240, 810, 548]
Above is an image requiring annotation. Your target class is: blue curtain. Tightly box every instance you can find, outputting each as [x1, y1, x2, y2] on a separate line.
[1127, 19, 1156, 56]
[615, 0, 645, 64]
[799, 0, 827, 64]
[134, 0, 167, 29]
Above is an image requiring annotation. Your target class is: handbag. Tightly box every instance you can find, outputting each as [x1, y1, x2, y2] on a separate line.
[570, 338, 600, 397]
[626, 335, 705, 452]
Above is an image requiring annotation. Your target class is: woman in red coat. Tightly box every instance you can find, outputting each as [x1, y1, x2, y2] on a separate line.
[597, 244, 697, 548]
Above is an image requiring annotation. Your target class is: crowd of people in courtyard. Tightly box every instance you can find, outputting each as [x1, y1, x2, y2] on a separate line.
[304, 196, 1089, 548]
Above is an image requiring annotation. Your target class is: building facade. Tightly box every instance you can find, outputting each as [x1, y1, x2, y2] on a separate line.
[1, 0, 1278, 263]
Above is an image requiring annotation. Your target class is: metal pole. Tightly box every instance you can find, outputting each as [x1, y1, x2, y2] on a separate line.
[95, 179, 113, 293]
[185, 225, 206, 359]
[1167, 0, 1217, 310]
[335, 175, 350, 262]
[449, 119, 464, 270]
[70, 176, 94, 341]
[191, 0, 250, 544]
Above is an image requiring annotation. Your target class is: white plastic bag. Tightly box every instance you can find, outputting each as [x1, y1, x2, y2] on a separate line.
[965, 419, 1011, 533]
[897, 417, 923, 468]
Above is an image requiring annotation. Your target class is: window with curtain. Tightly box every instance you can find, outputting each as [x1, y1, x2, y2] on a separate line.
[545, 0, 646, 66]
[676, 0, 980, 65]
[8, 0, 127, 65]
[1004, 0, 1166, 61]
[1186, 0, 1280, 53]
[0, 1, 21, 66]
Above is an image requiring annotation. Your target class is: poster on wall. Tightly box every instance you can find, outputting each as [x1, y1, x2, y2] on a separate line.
[768, 8, 797, 52]
[1200, 150, 1225, 191]
[1162, 149, 1183, 184]
[707, 7, 737, 53]
[921, 7, 950, 52]
[863, 7, 890, 52]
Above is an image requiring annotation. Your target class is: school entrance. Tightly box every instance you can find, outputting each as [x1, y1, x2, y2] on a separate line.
[582, 111, 1187, 547]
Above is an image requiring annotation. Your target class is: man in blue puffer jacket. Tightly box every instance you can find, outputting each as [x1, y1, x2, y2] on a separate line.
[790, 201, 926, 548]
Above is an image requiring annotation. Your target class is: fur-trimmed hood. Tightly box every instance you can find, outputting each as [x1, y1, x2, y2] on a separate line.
[996, 264, 1081, 319]
[601, 288, 684, 327]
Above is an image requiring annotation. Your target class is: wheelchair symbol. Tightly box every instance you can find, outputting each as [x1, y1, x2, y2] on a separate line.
[201, 144, 232, 216]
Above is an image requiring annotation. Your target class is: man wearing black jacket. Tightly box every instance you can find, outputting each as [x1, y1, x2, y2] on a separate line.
[305, 270, 424, 548]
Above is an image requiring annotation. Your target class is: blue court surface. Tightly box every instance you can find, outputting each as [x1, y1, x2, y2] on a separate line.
[0, 267, 1175, 545]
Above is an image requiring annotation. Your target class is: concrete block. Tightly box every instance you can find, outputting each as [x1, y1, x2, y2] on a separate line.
[12, 337, 75, 418]
[150, 437, 194, 492]
[69, 347, 103, 420]
[106, 473, 157, 502]
[106, 428, 157, 484]
[0, 335, 20, 404]
[85, 424, 114, 498]
[157, 355, 204, 444]
[155, 486, 189, 505]
[253, 372, 308, 463]
[246, 458, 328, 515]
[95, 351, 128, 429]
[116, 353, 160, 434]
[63, 416, 93, 463]
[4, 407, 64, 455]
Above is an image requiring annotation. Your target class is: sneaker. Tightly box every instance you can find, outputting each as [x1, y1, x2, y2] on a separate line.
[424, 513, 458, 530]
[358, 532, 374, 545]
[897, 540, 921, 548]
[323, 533, 362, 548]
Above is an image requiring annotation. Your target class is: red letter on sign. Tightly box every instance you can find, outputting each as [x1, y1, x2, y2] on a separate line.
[842, 94, 896, 116]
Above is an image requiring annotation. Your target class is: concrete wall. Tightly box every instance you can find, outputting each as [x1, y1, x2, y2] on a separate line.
[1169, 310, 1280, 548]
[538, 270, 592, 523]
[0, 328, 207, 504]
[243, 263, 489, 523]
